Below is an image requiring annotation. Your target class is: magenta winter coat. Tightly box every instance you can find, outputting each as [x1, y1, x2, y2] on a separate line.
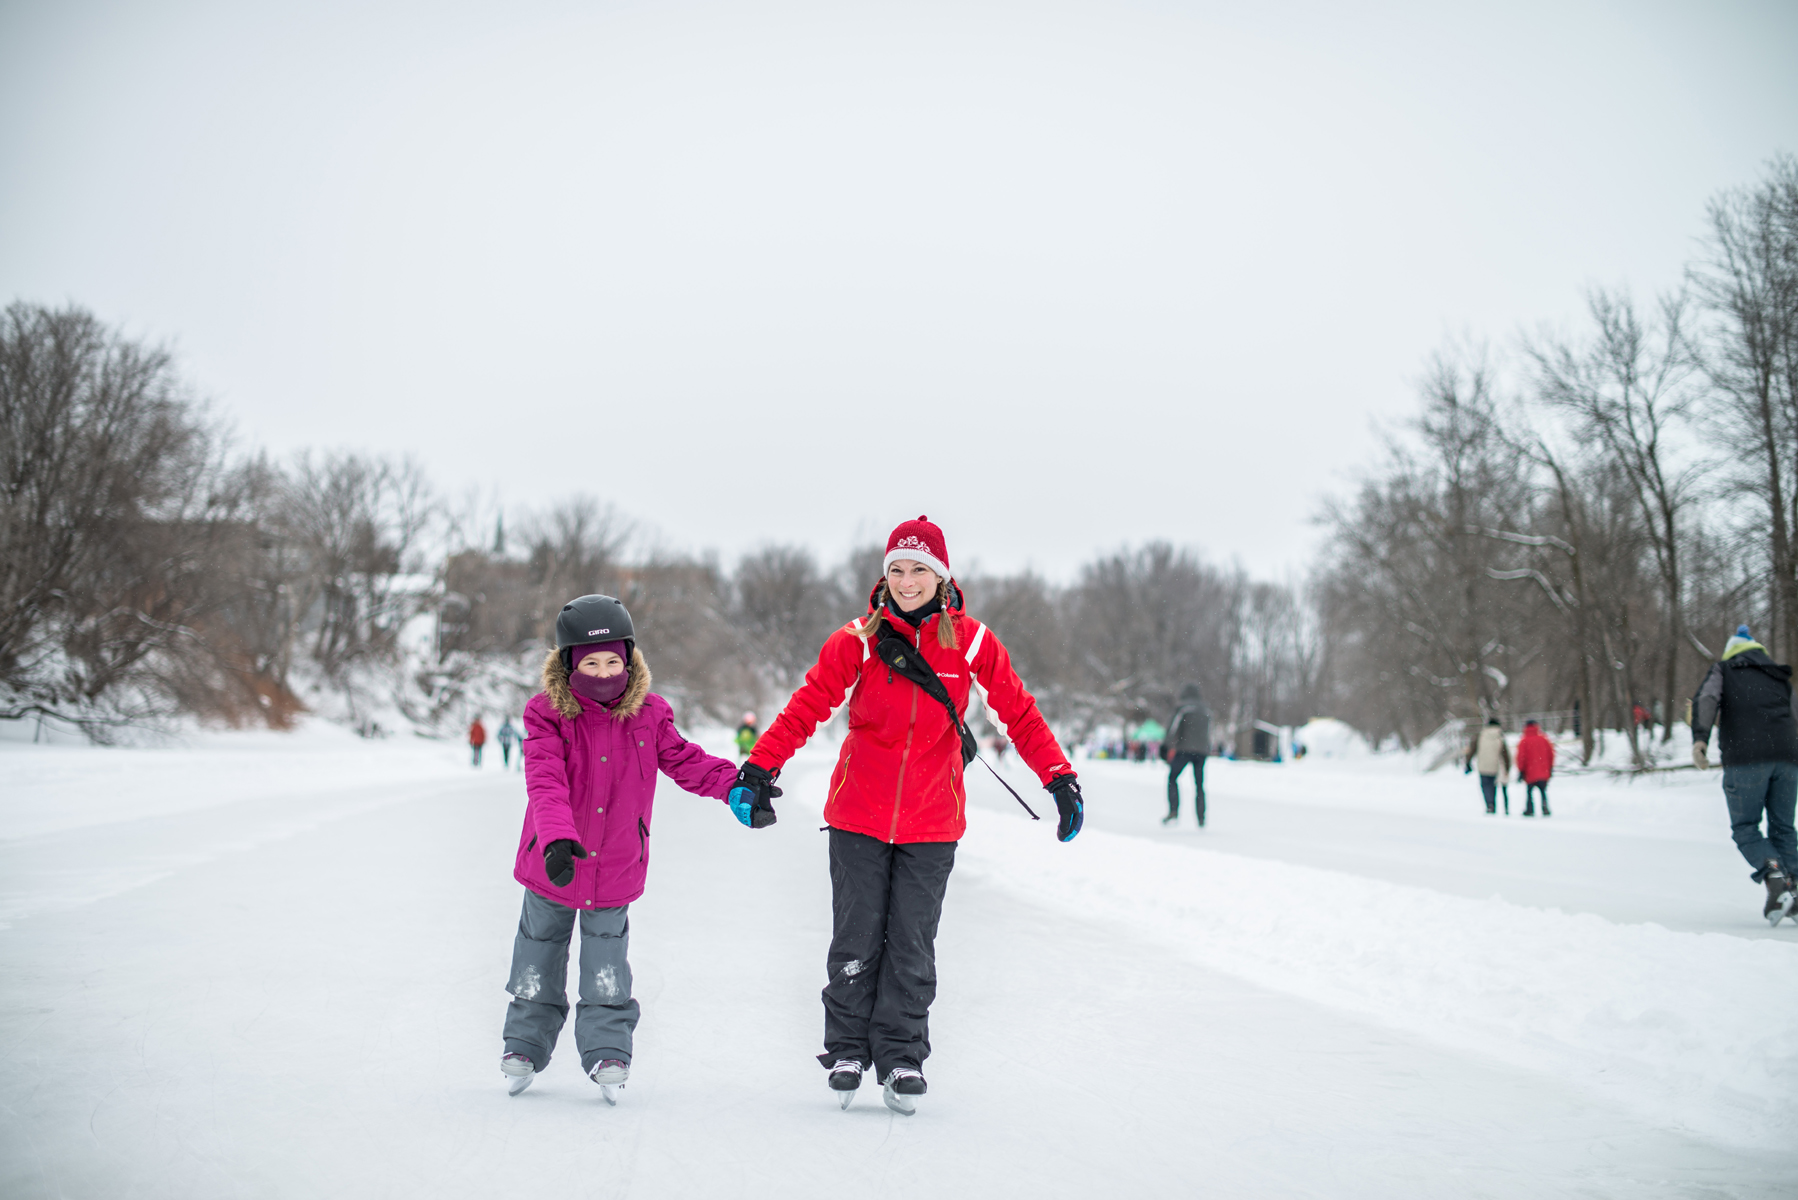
[515, 649, 737, 910]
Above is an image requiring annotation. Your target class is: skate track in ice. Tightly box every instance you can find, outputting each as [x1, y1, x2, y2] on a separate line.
[1, 722, 1793, 1198]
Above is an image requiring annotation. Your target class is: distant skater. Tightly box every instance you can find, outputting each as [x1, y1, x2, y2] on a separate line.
[1464, 718, 1511, 815]
[499, 594, 748, 1100]
[1164, 682, 1211, 827]
[730, 515, 1084, 1115]
[734, 712, 758, 761]
[1691, 625, 1798, 926]
[1516, 720, 1554, 817]
[497, 717, 520, 769]
[469, 717, 487, 767]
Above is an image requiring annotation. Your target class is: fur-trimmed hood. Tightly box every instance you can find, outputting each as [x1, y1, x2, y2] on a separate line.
[541, 647, 653, 720]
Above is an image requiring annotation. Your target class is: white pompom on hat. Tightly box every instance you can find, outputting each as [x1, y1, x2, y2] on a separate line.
[882, 514, 951, 581]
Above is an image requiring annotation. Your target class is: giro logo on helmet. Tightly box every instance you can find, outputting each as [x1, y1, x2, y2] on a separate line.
[588, 628, 610, 636]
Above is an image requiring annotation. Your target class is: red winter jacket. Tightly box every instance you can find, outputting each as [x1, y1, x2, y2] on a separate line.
[748, 589, 1074, 844]
[1515, 727, 1555, 783]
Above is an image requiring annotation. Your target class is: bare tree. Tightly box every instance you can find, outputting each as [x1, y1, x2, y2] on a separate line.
[1069, 543, 1243, 742]
[0, 303, 236, 731]
[731, 545, 845, 692]
[1529, 288, 1711, 741]
[1692, 153, 1798, 660]
[1317, 348, 1536, 743]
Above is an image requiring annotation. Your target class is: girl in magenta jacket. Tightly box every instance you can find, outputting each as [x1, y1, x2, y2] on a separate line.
[499, 594, 740, 1100]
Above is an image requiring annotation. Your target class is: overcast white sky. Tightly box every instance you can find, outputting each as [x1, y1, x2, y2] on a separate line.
[3, 0, 1794, 581]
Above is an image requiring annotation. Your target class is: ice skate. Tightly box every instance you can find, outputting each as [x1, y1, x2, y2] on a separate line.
[1763, 863, 1795, 928]
[828, 1059, 864, 1110]
[500, 1053, 535, 1096]
[588, 1058, 629, 1104]
[881, 1067, 926, 1115]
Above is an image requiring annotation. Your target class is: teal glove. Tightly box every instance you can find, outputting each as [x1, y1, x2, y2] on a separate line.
[728, 763, 780, 828]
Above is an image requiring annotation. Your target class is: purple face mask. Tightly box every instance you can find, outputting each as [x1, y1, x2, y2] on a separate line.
[570, 667, 630, 706]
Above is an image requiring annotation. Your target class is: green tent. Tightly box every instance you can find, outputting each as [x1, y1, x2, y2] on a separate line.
[1133, 719, 1166, 742]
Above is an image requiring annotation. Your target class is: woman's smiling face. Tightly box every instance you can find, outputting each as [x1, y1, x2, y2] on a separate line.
[886, 560, 939, 613]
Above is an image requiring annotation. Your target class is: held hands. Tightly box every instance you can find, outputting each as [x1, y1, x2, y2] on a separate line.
[728, 763, 781, 829]
[1693, 742, 1711, 770]
[1047, 774, 1084, 843]
[544, 839, 588, 887]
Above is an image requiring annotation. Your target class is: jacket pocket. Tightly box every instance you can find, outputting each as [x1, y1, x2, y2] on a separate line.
[637, 816, 650, 864]
[526, 835, 538, 852]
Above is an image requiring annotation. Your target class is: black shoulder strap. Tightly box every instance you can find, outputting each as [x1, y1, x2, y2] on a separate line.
[871, 623, 1039, 820]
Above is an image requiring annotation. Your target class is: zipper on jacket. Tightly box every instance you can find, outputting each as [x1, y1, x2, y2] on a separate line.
[638, 816, 649, 863]
[889, 686, 919, 843]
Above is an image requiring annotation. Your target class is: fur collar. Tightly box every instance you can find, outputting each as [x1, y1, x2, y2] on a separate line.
[541, 647, 653, 720]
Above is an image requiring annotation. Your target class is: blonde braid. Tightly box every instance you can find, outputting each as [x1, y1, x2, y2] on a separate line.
[854, 582, 890, 640]
[935, 578, 958, 648]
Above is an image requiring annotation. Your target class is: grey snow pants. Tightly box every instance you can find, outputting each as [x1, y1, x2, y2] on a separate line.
[817, 829, 956, 1080]
[502, 889, 638, 1074]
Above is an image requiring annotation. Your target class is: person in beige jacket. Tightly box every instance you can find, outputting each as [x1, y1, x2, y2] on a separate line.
[1463, 718, 1512, 815]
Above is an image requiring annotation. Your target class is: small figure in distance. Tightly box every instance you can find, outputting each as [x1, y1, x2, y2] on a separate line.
[1464, 718, 1511, 816]
[1516, 720, 1554, 817]
[735, 711, 758, 761]
[469, 716, 487, 768]
[496, 716, 520, 770]
[1164, 682, 1211, 828]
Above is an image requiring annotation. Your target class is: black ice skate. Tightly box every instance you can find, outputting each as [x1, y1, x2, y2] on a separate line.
[882, 1067, 926, 1115]
[827, 1059, 864, 1110]
[1764, 862, 1796, 928]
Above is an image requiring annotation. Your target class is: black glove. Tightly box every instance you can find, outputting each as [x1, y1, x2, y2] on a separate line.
[544, 838, 588, 887]
[728, 763, 781, 829]
[1047, 774, 1083, 843]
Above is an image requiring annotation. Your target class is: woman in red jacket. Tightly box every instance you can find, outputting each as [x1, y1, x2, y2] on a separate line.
[727, 515, 1084, 1114]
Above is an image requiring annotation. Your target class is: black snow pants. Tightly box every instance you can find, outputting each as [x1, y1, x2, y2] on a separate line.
[1167, 752, 1207, 825]
[817, 828, 956, 1079]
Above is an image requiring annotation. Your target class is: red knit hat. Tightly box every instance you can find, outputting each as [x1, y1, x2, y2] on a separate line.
[883, 515, 951, 581]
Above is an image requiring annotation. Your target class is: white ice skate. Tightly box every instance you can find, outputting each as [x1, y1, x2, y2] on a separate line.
[500, 1053, 535, 1096]
[589, 1058, 629, 1105]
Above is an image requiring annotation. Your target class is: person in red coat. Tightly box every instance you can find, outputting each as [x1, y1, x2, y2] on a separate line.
[725, 515, 1083, 1114]
[1515, 719, 1555, 817]
[468, 717, 487, 768]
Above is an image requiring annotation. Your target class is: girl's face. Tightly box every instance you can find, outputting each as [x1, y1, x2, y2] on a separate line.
[886, 560, 939, 613]
[576, 650, 626, 678]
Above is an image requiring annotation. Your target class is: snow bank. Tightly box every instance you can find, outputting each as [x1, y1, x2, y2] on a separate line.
[1294, 716, 1370, 759]
[948, 810, 1797, 1150]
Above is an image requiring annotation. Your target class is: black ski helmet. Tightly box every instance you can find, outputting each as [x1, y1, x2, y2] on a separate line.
[555, 594, 636, 671]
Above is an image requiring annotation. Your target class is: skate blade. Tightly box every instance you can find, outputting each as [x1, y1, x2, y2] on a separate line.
[837, 1089, 855, 1111]
[600, 1084, 621, 1105]
[506, 1074, 533, 1097]
[882, 1085, 916, 1116]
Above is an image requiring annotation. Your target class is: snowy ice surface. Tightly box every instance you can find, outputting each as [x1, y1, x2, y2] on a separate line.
[2, 722, 1794, 1197]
